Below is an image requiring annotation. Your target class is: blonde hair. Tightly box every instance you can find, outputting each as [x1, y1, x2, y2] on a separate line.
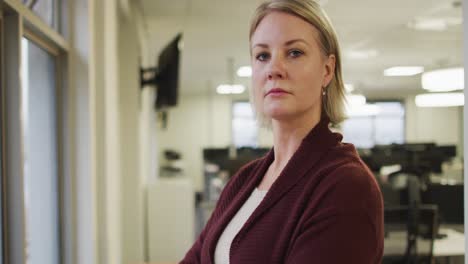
[249, 0, 347, 126]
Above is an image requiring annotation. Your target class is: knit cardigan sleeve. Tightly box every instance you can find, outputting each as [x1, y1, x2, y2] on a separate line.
[285, 162, 384, 264]
[179, 160, 261, 264]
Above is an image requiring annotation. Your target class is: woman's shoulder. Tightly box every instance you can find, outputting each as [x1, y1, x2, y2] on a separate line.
[315, 143, 383, 209]
[323, 142, 372, 176]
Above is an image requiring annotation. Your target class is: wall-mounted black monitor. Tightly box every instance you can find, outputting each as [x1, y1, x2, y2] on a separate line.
[140, 33, 182, 110]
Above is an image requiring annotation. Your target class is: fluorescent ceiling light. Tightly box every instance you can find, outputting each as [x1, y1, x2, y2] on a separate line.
[237, 66, 252, 77]
[408, 18, 447, 31]
[216, 84, 246, 95]
[345, 94, 379, 117]
[421, 67, 464, 92]
[408, 17, 462, 31]
[347, 104, 380, 117]
[344, 83, 355, 92]
[346, 49, 379, 60]
[415, 93, 464, 107]
[230, 85, 246, 94]
[384, 66, 424, 77]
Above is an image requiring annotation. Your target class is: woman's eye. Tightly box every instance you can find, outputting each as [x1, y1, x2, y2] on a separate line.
[256, 52, 270, 61]
[289, 49, 303, 58]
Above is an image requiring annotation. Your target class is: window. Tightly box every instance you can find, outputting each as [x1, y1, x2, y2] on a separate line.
[22, 0, 57, 29]
[21, 0, 68, 37]
[342, 101, 405, 148]
[2, 1, 67, 263]
[232, 101, 258, 147]
[21, 37, 61, 264]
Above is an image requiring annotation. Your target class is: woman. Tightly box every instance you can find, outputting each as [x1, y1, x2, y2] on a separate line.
[181, 0, 384, 263]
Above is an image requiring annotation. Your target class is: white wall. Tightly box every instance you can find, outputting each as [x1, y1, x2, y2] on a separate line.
[156, 93, 275, 192]
[147, 178, 194, 262]
[406, 96, 463, 147]
[91, 1, 157, 263]
[157, 94, 232, 191]
[157, 93, 463, 192]
[118, 11, 145, 264]
[68, 0, 94, 263]
[90, 0, 123, 263]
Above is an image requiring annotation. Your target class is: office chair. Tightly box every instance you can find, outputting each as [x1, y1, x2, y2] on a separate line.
[383, 204, 438, 264]
[383, 174, 438, 264]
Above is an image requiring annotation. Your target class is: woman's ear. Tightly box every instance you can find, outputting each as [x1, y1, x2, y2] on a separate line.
[322, 54, 336, 88]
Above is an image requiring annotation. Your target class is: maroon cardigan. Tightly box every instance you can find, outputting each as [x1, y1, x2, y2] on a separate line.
[181, 118, 384, 264]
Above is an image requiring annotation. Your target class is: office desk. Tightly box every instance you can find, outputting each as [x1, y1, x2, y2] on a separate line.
[433, 228, 465, 256]
[385, 227, 465, 261]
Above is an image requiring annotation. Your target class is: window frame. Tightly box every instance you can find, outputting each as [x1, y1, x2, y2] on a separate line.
[1, 0, 69, 263]
[19, 0, 64, 36]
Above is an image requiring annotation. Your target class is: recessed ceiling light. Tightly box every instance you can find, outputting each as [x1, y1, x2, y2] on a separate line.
[415, 93, 464, 107]
[421, 67, 464, 92]
[237, 66, 252, 77]
[216, 84, 246, 95]
[345, 49, 379, 60]
[384, 66, 424, 77]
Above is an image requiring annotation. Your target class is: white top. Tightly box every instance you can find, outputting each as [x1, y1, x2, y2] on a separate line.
[214, 188, 268, 264]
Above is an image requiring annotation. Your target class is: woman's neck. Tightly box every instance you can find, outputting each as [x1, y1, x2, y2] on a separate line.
[271, 113, 321, 170]
[257, 111, 322, 191]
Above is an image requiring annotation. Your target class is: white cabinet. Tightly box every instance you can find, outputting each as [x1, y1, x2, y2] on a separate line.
[147, 178, 195, 262]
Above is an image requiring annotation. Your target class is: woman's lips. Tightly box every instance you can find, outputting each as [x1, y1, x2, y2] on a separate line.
[266, 88, 291, 97]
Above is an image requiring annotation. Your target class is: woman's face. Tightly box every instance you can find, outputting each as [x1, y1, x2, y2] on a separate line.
[250, 11, 335, 124]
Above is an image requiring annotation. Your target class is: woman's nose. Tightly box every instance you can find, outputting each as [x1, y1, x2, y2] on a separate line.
[267, 56, 287, 80]
[268, 70, 284, 80]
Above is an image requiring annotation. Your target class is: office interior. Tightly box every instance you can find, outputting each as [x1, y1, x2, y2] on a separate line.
[0, 0, 466, 264]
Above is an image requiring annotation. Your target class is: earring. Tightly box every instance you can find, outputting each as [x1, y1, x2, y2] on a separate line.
[322, 89, 326, 96]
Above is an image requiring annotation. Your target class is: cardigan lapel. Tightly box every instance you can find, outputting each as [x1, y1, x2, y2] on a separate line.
[205, 149, 273, 263]
[205, 117, 340, 263]
[231, 117, 340, 245]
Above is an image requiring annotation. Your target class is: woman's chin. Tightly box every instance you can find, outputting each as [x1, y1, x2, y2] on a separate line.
[263, 110, 293, 121]
[263, 103, 294, 116]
